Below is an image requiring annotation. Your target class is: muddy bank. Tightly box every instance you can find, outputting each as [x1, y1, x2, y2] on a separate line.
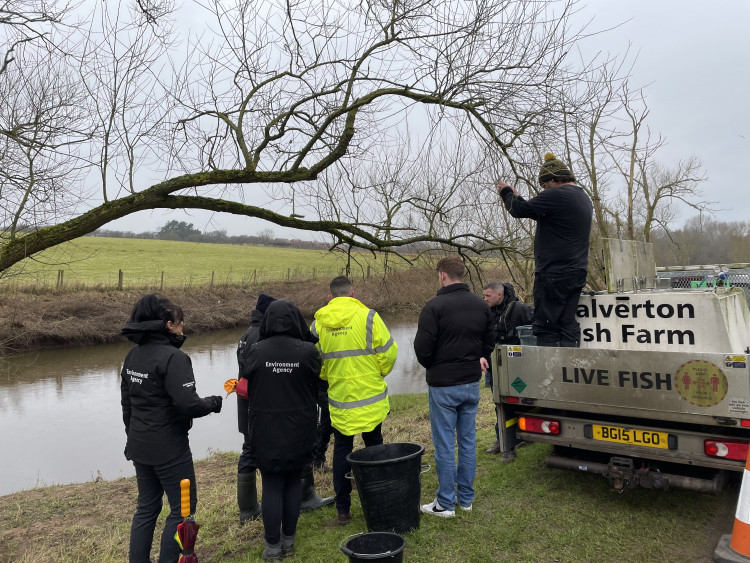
[0, 268, 442, 354]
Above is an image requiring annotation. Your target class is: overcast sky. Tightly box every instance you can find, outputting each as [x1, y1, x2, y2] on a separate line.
[108, 0, 750, 239]
[581, 0, 750, 223]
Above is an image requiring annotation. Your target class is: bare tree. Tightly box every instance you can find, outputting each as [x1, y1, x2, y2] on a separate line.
[0, 1, 73, 77]
[1, 0, 599, 275]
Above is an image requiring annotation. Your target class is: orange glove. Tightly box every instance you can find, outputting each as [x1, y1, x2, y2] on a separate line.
[224, 378, 238, 397]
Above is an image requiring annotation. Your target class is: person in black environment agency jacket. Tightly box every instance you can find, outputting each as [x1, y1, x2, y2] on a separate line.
[243, 299, 322, 561]
[235, 293, 332, 529]
[120, 294, 222, 563]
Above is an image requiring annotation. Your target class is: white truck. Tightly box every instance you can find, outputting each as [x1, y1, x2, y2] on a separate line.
[491, 239, 750, 493]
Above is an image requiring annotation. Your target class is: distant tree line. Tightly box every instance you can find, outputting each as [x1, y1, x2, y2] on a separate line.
[88, 221, 330, 250]
[651, 217, 750, 266]
[86, 217, 750, 268]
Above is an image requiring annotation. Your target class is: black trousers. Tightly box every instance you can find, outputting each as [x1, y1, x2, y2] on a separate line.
[332, 423, 383, 514]
[237, 431, 258, 474]
[532, 269, 587, 345]
[130, 450, 196, 563]
[260, 469, 303, 545]
[312, 402, 333, 464]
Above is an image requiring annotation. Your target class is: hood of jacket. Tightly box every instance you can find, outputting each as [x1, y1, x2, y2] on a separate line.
[121, 319, 186, 348]
[249, 308, 264, 327]
[314, 296, 368, 328]
[260, 299, 314, 341]
[502, 282, 519, 305]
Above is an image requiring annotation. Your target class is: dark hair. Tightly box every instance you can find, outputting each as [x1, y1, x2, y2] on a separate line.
[552, 174, 577, 184]
[129, 294, 184, 325]
[329, 276, 353, 298]
[436, 257, 465, 281]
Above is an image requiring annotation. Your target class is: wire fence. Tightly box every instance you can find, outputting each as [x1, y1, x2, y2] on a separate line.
[0, 264, 388, 293]
[657, 267, 750, 305]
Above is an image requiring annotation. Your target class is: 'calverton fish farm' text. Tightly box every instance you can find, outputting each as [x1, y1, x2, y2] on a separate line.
[577, 298, 695, 345]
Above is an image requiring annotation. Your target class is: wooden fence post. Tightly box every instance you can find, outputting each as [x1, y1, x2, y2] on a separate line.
[253, 269, 257, 285]
[56, 270, 64, 291]
[210, 271, 215, 288]
[160, 271, 164, 291]
[287, 268, 291, 282]
[367, 265, 371, 278]
[118, 269, 123, 291]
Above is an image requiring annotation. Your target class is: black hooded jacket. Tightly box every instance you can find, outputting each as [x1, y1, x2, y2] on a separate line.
[236, 308, 264, 434]
[245, 300, 322, 473]
[120, 320, 217, 465]
[490, 283, 534, 345]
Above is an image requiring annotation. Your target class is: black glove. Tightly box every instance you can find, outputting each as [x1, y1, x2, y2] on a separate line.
[208, 395, 223, 413]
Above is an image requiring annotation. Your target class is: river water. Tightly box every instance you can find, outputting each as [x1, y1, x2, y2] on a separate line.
[0, 319, 423, 496]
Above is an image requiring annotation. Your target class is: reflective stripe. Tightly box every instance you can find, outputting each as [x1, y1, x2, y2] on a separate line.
[374, 337, 394, 354]
[322, 348, 374, 360]
[738, 468, 750, 525]
[310, 320, 318, 338]
[319, 309, 393, 361]
[365, 309, 375, 349]
[329, 389, 388, 410]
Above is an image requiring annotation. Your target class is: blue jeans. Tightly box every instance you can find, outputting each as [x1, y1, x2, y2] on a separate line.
[428, 382, 480, 509]
[130, 450, 196, 563]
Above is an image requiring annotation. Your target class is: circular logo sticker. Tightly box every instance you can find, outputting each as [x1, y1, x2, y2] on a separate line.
[674, 360, 728, 407]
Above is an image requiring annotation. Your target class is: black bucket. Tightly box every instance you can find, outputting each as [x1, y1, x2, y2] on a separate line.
[346, 442, 426, 534]
[340, 532, 406, 562]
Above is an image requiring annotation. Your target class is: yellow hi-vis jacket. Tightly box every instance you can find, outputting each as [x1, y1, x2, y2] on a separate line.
[311, 297, 398, 436]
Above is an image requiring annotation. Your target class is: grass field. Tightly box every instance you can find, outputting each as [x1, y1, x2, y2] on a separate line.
[1, 237, 396, 290]
[0, 390, 735, 562]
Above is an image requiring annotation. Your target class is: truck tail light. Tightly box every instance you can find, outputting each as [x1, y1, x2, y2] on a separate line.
[704, 439, 749, 461]
[519, 415, 560, 435]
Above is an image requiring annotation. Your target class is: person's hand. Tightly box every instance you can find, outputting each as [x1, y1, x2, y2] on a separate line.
[208, 395, 223, 413]
[480, 357, 490, 372]
[496, 180, 518, 197]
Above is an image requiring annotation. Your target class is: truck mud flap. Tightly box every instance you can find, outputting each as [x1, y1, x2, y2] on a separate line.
[546, 451, 727, 494]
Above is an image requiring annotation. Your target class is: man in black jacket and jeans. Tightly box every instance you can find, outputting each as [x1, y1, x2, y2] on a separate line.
[482, 281, 533, 459]
[497, 152, 593, 347]
[414, 257, 493, 517]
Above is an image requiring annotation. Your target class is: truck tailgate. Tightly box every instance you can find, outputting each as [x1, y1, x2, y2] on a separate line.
[494, 346, 750, 425]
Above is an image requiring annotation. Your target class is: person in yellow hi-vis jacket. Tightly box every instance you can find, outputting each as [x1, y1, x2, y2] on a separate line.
[311, 275, 398, 526]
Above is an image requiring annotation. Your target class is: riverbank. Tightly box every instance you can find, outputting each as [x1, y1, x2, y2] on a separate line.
[0, 391, 735, 562]
[0, 268, 443, 354]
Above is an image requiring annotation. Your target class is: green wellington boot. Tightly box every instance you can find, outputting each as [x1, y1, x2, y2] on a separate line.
[299, 464, 334, 513]
[237, 472, 262, 523]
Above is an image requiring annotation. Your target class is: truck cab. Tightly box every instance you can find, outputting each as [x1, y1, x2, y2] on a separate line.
[491, 239, 750, 492]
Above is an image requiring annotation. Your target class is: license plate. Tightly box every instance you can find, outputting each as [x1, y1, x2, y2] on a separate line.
[591, 424, 671, 449]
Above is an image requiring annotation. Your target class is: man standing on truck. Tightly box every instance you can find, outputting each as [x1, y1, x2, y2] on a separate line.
[482, 281, 533, 459]
[312, 276, 398, 526]
[415, 257, 494, 517]
[497, 152, 593, 347]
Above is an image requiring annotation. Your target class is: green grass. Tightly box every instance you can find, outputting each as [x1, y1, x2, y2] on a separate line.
[0, 390, 734, 562]
[2, 237, 392, 290]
